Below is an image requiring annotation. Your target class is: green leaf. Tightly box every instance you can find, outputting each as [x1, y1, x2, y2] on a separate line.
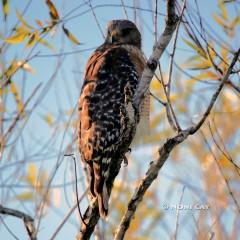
[45, 0, 59, 23]
[2, 0, 8, 20]
[62, 25, 80, 45]
[16, 9, 34, 29]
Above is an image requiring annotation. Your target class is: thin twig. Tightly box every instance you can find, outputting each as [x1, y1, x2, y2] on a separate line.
[49, 189, 88, 240]
[85, 0, 105, 39]
[120, 0, 128, 19]
[114, 47, 240, 240]
[164, 0, 186, 131]
[150, 91, 166, 106]
[0, 204, 36, 240]
[133, 0, 179, 111]
[64, 154, 87, 226]
[2, 83, 42, 145]
[189, 48, 240, 134]
[173, 186, 185, 240]
[200, 131, 240, 213]
[153, 0, 158, 45]
[208, 122, 240, 173]
[0, 216, 20, 240]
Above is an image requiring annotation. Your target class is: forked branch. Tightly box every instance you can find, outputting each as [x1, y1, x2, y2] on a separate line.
[0, 204, 36, 240]
[114, 48, 240, 240]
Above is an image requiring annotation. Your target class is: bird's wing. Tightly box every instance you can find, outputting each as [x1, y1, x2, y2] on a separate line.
[78, 45, 143, 218]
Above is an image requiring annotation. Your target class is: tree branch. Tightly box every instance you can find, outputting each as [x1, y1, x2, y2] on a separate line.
[114, 48, 240, 240]
[0, 204, 36, 240]
[133, 0, 179, 110]
[77, 1, 179, 239]
[76, 154, 123, 239]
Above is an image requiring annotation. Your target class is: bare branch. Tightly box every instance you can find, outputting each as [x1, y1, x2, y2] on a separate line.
[133, 0, 179, 111]
[189, 48, 240, 135]
[114, 129, 190, 240]
[114, 47, 240, 240]
[76, 153, 124, 239]
[173, 186, 185, 240]
[49, 189, 88, 240]
[120, 0, 128, 19]
[0, 204, 36, 240]
[76, 1, 179, 239]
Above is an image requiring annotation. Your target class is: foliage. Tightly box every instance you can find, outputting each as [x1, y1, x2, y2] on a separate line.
[0, 0, 239, 239]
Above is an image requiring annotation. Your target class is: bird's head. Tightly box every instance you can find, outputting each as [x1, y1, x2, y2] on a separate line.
[105, 20, 141, 49]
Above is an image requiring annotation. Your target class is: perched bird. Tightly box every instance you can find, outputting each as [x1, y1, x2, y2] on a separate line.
[78, 19, 149, 219]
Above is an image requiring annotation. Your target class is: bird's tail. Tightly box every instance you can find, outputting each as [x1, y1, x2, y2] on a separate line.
[92, 161, 110, 219]
[97, 181, 109, 219]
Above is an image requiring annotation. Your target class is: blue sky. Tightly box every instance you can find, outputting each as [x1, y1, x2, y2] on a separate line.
[1, 0, 239, 239]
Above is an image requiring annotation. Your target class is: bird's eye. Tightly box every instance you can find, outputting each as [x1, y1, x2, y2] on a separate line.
[121, 28, 132, 36]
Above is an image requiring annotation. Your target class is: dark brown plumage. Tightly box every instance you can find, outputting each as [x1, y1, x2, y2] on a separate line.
[78, 19, 148, 219]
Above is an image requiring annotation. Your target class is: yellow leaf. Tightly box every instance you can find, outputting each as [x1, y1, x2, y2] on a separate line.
[229, 16, 240, 29]
[219, 155, 232, 169]
[207, 42, 216, 60]
[189, 59, 212, 70]
[16, 9, 33, 29]
[10, 82, 24, 112]
[183, 38, 206, 58]
[43, 114, 53, 126]
[4, 61, 18, 79]
[212, 13, 225, 27]
[221, 47, 228, 62]
[5, 30, 28, 44]
[45, 0, 59, 23]
[177, 104, 185, 113]
[220, 47, 228, 71]
[25, 31, 38, 48]
[170, 93, 178, 102]
[35, 19, 43, 27]
[218, 0, 228, 20]
[62, 25, 80, 45]
[16, 61, 35, 73]
[195, 71, 219, 81]
[15, 192, 34, 201]
[36, 36, 54, 50]
[150, 78, 162, 92]
[25, 163, 37, 187]
[2, 0, 8, 20]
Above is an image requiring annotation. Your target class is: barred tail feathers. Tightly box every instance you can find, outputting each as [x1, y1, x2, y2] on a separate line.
[93, 158, 110, 219]
[97, 181, 109, 219]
